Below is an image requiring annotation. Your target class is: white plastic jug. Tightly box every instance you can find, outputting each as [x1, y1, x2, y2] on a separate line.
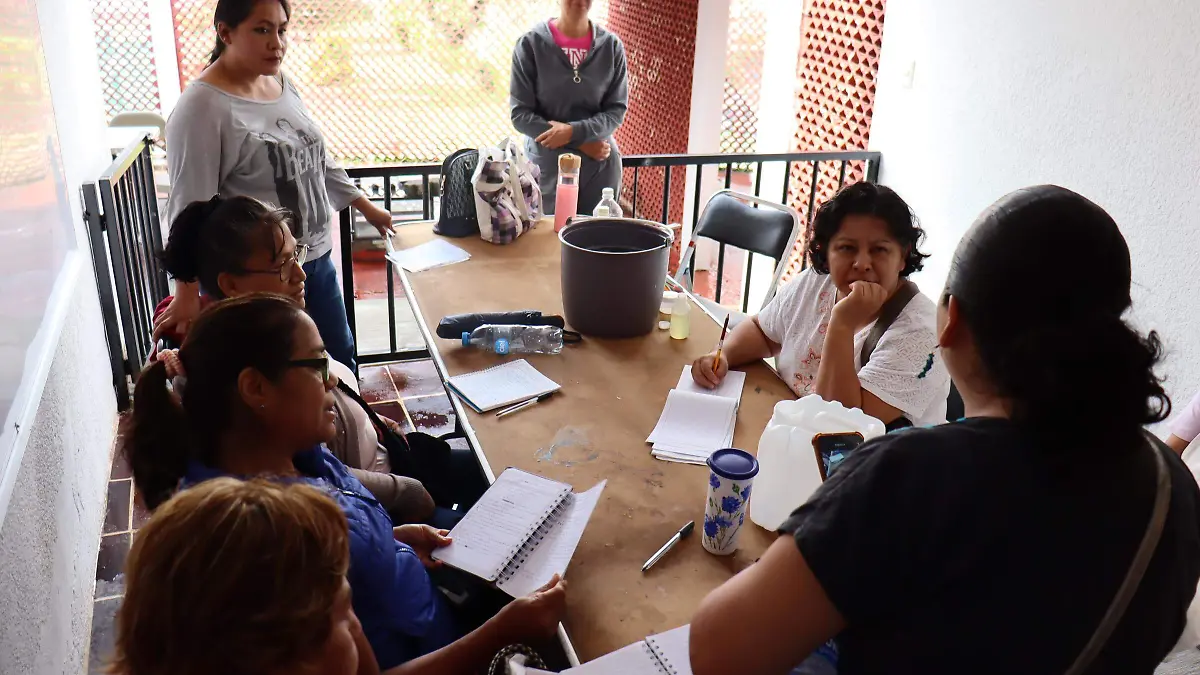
[749, 395, 886, 530]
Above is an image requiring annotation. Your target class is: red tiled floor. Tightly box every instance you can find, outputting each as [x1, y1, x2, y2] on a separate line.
[388, 360, 445, 398]
[102, 480, 131, 535]
[95, 533, 130, 599]
[370, 401, 413, 434]
[405, 395, 457, 437]
[132, 490, 151, 530]
[353, 259, 407, 300]
[358, 365, 399, 403]
[89, 597, 120, 674]
[109, 450, 131, 480]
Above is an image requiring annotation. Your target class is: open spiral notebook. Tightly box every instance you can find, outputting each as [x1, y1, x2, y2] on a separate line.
[522, 625, 693, 675]
[431, 468, 605, 597]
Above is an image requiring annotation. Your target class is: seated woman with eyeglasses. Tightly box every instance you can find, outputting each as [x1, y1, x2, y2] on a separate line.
[152, 196, 433, 523]
[123, 294, 568, 674]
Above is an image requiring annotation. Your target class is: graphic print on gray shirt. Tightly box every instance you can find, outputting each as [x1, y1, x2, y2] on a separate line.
[164, 76, 361, 258]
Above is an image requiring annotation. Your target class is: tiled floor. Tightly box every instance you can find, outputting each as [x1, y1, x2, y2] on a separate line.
[86, 357, 452, 674]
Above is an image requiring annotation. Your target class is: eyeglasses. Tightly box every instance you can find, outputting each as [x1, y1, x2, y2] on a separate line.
[240, 244, 310, 282]
[288, 352, 330, 382]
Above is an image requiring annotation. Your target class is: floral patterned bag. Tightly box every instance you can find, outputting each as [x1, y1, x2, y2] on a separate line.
[471, 139, 542, 245]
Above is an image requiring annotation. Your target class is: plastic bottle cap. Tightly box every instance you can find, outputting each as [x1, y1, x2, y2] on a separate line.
[658, 320, 671, 330]
[707, 448, 760, 480]
[461, 331, 471, 346]
[602, 187, 614, 198]
[662, 291, 679, 302]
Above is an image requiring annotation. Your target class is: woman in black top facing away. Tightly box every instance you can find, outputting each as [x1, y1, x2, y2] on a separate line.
[691, 185, 1200, 675]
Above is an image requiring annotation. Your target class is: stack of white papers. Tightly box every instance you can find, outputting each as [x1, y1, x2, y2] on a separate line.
[646, 367, 746, 464]
[386, 238, 470, 273]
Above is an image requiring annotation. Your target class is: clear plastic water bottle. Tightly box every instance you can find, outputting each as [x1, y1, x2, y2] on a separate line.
[461, 325, 564, 355]
[593, 187, 623, 217]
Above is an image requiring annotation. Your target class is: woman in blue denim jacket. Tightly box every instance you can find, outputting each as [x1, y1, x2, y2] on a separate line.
[121, 293, 566, 674]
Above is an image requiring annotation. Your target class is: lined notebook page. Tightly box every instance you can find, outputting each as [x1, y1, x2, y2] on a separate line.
[530, 642, 661, 674]
[498, 480, 606, 597]
[432, 469, 568, 580]
[446, 359, 561, 413]
[674, 366, 746, 404]
[523, 625, 693, 675]
[646, 625, 693, 675]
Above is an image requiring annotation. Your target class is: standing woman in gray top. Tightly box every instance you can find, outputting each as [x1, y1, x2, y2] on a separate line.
[510, 0, 629, 215]
[156, 0, 395, 370]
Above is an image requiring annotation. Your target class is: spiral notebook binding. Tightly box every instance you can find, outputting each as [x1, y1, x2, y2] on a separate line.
[497, 490, 574, 583]
[641, 642, 674, 675]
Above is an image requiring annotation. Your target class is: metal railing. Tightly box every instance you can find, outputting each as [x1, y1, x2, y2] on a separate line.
[83, 136, 169, 410]
[623, 150, 881, 311]
[338, 150, 880, 365]
[341, 164, 441, 367]
[81, 148, 882, 407]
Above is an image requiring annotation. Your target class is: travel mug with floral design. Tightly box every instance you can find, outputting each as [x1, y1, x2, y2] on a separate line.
[702, 448, 760, 555]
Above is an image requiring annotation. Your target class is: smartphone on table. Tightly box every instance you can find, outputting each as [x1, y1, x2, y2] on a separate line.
[813, 432, 865, 481]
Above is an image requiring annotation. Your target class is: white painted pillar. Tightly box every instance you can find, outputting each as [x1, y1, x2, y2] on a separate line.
[744, 0, 804, 306]
[682, 0, 731, 271]
[148, 0, 182, 114]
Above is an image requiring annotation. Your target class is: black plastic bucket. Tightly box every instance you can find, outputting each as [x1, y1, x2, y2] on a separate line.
[559, 217, 673, 338]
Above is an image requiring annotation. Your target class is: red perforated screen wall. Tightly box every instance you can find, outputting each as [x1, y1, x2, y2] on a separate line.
[785, 0, 887, 277]
[606, 0, 697, 228]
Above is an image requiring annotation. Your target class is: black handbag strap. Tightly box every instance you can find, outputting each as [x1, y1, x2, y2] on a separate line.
[1064, 434, 1172, 675]
[337, 380, 402, 443]
[858, 280, 920, 367]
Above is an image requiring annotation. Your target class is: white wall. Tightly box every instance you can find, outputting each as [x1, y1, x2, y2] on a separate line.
[869, 0, 1200, 411]
[0, 0, 119, 671]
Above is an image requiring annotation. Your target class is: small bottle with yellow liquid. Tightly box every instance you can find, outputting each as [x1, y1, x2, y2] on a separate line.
[669, 293, 691, 339]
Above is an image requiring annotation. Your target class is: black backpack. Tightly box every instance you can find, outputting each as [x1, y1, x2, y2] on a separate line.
[435, 148, 481, 238]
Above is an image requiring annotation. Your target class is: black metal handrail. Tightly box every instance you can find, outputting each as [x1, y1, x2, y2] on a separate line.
[337, 150, 881, 366]
[83, 136, 169, 409]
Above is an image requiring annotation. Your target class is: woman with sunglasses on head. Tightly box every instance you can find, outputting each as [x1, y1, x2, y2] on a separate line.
[123, 294, 568, 674]
[153, 195, 435, 524]
[156, 0, 395, 370]
[689, 186, 1200, 675]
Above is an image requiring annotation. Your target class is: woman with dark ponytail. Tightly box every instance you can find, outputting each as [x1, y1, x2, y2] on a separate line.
[124, 294, 568, 673]
[158, 0, 397, 370]
[151, 194, 439, 525]
[689, 186, 1200, 675]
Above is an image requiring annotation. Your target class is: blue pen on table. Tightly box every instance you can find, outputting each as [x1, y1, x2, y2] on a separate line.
[495, 392, 556, 418]
[641, 520, 695, 572]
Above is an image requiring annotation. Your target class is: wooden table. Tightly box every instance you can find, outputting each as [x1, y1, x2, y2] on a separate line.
[396, 222, 796, 662]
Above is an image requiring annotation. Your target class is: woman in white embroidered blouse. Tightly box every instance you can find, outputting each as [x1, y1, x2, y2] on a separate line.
[690, 182, 950, 427]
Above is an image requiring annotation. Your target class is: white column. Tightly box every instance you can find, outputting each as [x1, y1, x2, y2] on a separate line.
[148, 0, 182, 114]
[683, 0, 732, 272]
[755, 0, 804, 179]
[745, 0, 804, 306]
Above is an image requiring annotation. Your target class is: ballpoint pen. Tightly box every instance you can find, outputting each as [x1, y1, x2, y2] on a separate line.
[641, 521, 695, 572]
[495, 392, 556, 418]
